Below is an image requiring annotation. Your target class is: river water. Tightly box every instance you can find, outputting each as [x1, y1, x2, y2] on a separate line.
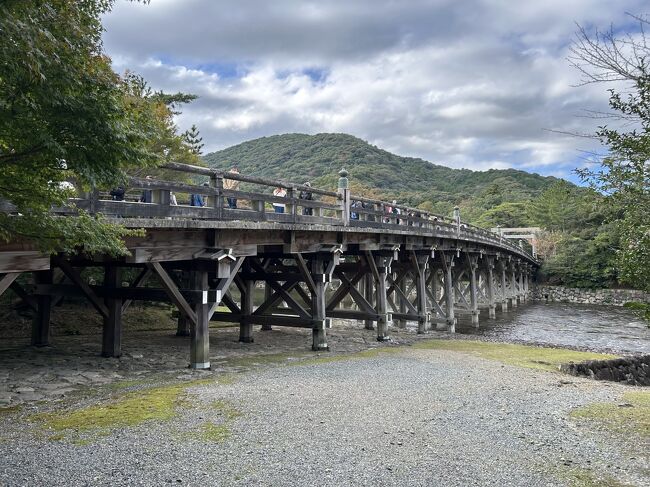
[455, 302, 650, 355]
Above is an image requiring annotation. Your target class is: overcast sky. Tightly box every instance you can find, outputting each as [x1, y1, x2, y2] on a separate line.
[102, 0, 647, 179]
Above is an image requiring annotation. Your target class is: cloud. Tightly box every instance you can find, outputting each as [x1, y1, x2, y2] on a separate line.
[102, 0, 647, 174]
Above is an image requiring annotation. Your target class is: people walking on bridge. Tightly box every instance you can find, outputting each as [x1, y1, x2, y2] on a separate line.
[273, 186, 287, 213]
[299, 182, 313, 215]
[190, 182, 208, 207]
[223, 167, 240, 209]
[139, 175, 153, 203]
[350, 200, 361, 220]
[110, 186, 125, 201]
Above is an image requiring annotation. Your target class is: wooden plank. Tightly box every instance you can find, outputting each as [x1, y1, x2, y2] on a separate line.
[54, 258, 108, 319]
[147, 262, 197, 325]
[0, 272, 20, 297]
[294, 253, 316, 294]
[0, 252, 50, 273]
[121, 268, 152, 314]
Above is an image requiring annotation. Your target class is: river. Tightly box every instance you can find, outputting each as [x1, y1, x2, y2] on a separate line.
[456, 301, 650, 355]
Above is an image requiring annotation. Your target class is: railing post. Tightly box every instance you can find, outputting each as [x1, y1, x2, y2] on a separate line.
[287, 186, 297, 223]
[211, 173, 223, 219]
[453, 206, 461, 235]
[338, 168, 350, 226]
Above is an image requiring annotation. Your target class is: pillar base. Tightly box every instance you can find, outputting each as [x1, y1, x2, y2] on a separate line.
[377, 335, 392, 342]
[312, 344, 330, 352]
[364, 323, 375, 330]
[488, 306, 496, 319]
[501, 302, 508, 312]
[446, 319, 456, 333]
[190, 362, 211, 370]
[239, 337, 254, 343]
[471, 312, 479, 328]
[261, 325, 273, 331]
[175, 330, 190, 337]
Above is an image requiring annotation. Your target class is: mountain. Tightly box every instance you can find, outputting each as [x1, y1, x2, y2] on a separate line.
[203, 133, 562, 221]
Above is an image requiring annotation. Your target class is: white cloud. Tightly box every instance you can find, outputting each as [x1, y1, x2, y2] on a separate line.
[102, 0, 648, 173]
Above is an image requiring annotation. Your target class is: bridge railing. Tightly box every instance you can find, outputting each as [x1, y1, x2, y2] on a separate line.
[38, 162, 536, 261]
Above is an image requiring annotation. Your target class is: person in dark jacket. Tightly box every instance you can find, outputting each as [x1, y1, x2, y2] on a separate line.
[110, 187, 125, 201]
[299, 182, 313, 215]
[139, 175, 153, 203]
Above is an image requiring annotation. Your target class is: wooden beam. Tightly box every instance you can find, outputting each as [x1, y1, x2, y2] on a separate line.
[0, 252, 50, 273]
[147, 262, 197, 325]
[9, 281, 37, 312]
[294, 253, 316, 294]
[54, 258, 108, 319]
[121, 268, 152, 314]
[0, 273, 20, 298]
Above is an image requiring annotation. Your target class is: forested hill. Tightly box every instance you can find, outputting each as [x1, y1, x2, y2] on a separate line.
[203, 133, 560, 219]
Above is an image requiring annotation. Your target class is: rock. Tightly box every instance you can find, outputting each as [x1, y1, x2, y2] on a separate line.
[14, 387, 35, 394]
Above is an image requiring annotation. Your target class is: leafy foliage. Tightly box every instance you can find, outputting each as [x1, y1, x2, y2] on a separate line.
[0, 0, 196, 254]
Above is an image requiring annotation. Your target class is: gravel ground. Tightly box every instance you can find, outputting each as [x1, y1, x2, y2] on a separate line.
[0, 339, 648, 486]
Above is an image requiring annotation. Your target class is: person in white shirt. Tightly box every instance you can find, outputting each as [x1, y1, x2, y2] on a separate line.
[272, 186, 287, 213]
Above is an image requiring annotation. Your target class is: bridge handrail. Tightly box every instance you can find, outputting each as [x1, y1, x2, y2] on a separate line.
[4, 161, 537, 262]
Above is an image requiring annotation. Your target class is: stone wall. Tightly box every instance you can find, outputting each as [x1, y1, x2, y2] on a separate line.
[531, 285, 650, 306]
[560, 356, 650, 386]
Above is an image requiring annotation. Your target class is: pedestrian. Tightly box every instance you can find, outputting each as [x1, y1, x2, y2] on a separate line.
[110, 186, 125, 201]
[299, 182, 313, 215]
[272, 186, 287, 213]
[223, 167, 240, 209]
[350, 200, 361, 220]
[170, 192, 178, 205]
[392, 200, 401, 224]
[139, 175, 153, 203]
[190, 182, 208, 207]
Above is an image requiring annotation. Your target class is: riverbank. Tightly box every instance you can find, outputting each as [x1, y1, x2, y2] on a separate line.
[0, 328, 647, 486]
[532, 285, 650, 306]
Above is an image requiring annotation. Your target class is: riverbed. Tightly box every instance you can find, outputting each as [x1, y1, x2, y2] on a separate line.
[457, 301, 650, 355]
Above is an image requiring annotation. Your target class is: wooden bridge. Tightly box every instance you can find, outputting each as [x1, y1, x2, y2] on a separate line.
[0, 164, 538, 369]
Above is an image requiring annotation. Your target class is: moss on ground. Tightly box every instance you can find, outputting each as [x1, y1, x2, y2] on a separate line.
[211, 400, 242, 420]
[0, 404, 22, 416]
[558, 466, 633, 487]
[570, 391, 650, 439]
[31, 379, 212, 439]
[198, 422, 231, 442]
[411, 339, 616, 372]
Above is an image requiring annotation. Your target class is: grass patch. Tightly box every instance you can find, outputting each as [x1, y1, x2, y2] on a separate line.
[412, 339, 617, 372]
[570, 391, 650, 439]
[32, 379, 213, 439]
[198, 422, 231, 442]
[0, 404, 22, 416]
[211, 400, 242, 420]
[107, 379, 149, 390]
[559, 466, 633, 487]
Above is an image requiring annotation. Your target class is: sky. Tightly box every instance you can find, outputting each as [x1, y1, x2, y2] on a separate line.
[101, 0, 648, 181]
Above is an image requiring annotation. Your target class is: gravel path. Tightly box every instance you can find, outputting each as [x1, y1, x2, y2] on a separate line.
[1, 343, 647, 486]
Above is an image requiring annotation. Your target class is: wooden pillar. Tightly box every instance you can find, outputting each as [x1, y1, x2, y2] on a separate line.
[468, 254, 479, 328]
[397, 270, 407, 328]
[311, 257, 328, 351]
[375, 255, 391, 341]
[239, 278, 254, 343]
[431, 268, 441, 320]
[441, 252, 456, 332]
[519, 268, 525, 303]
[190, 270, 210, 369]
[364, 272, 374, 330]
[176, 272, 190, 336]
[500, 263, 508, 312]
[102, 266, 123, 358]
[31, 270, 53, 347]
[510, 266, 518, 308]
[486, 258, 496, 319]
[414, 256, 430, 334]
[261, 281, 273, 331]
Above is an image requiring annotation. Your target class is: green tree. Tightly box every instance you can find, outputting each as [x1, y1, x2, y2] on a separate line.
[527, 181, 578, 231]
[184, 124, 205, 156]
[475, 202, 531, 229]
[570, 15, 650, 291]
[0, 1, 196, 255]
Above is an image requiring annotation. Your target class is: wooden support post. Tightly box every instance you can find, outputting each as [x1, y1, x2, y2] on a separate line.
[363, 272, 374, 330]
[375, 255, 391, 341]
[261, 282, 273, 331]
[239, 277, 254, 343]
[31, 270, 52, 347]
[441, 251, 456, 332]
[414, 255, 430, 334]
[500, 262, 508, 312]
[190, 270, 210, 369]
[311, 257, 328, 351]
[519, 268, 525, 303]
[396, 271, 407, 328]
[486, 257, 496, 319]
[176, 313, 190, 337]
[510, 265, 518, 308]
[468, 254, 480, 328]
[102, 266, 123, 358]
